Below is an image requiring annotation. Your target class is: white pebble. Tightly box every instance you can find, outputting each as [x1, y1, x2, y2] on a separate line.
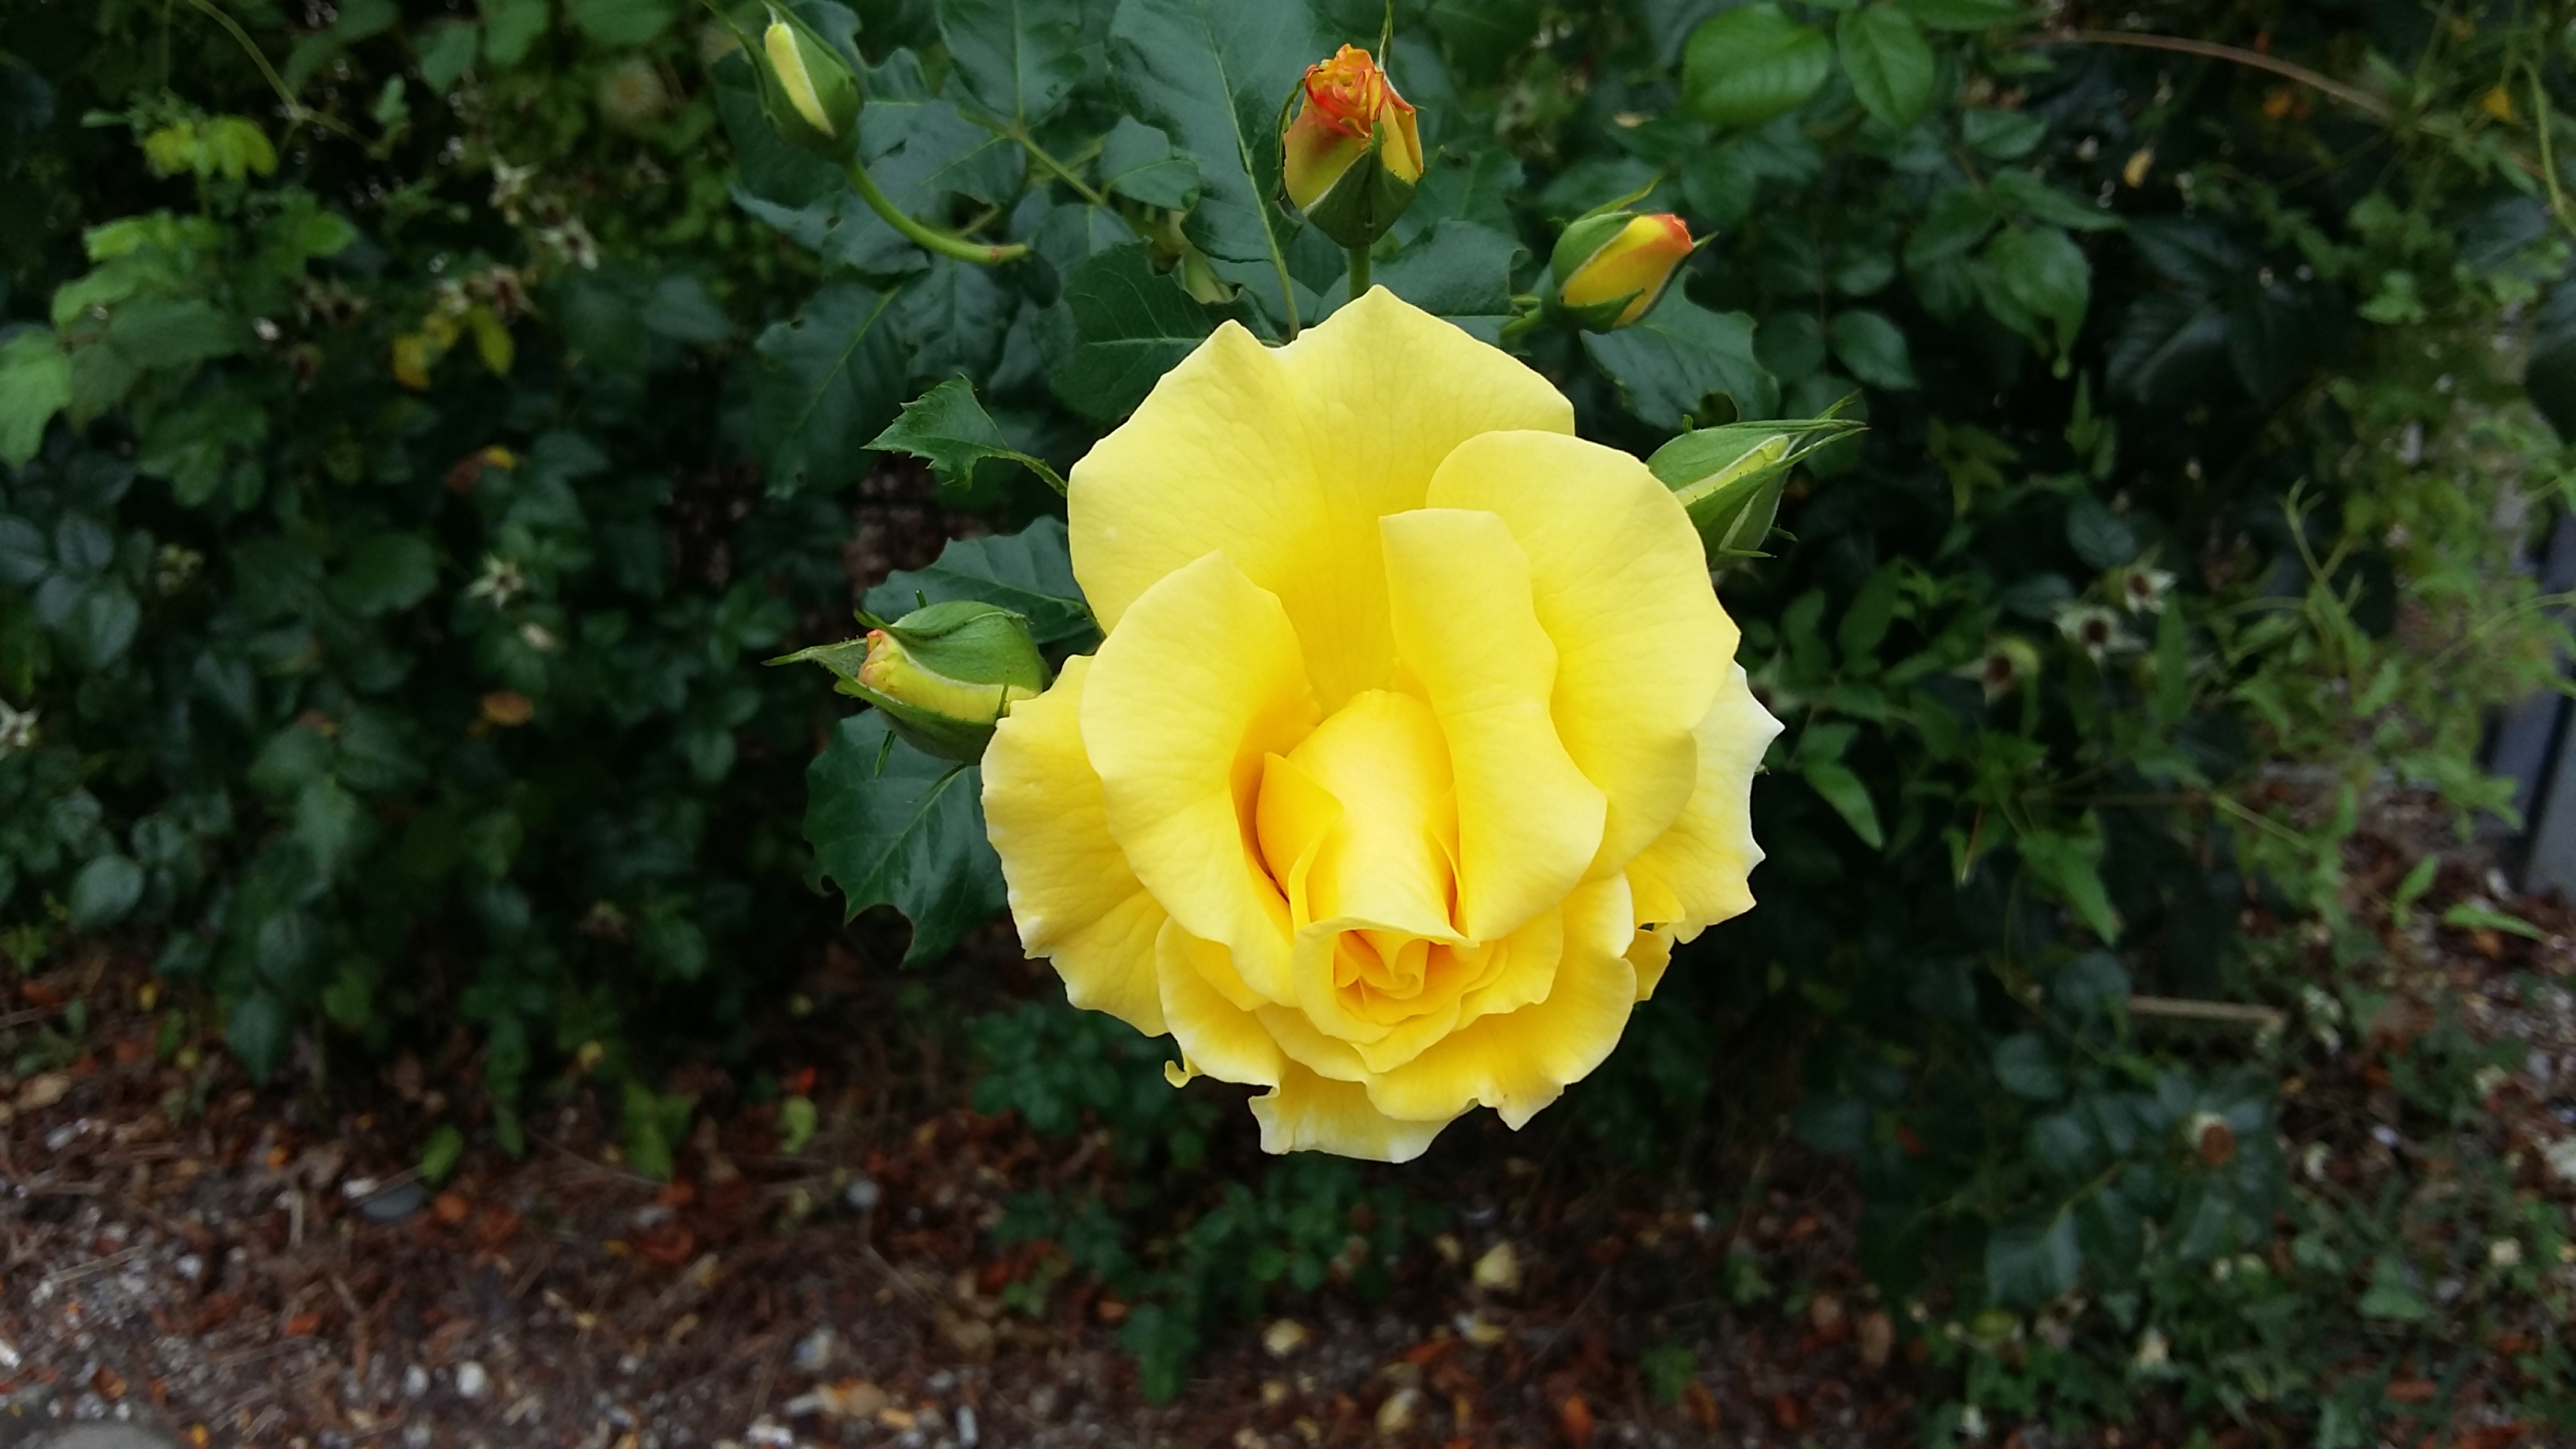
[455, 1361, 489, 1399]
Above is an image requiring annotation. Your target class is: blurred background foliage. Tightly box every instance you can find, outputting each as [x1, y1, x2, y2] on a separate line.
[4, 0, 2575, 1435]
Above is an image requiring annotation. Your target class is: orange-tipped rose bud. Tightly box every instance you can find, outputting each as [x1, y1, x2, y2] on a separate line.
[1281, 46, 1424, 250]
[1549, 212, 1695, 331]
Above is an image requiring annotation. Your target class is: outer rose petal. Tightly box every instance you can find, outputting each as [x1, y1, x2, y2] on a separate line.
[981, 656, 1168, 1034]
[1252, 1061, 1449, 1163]
[1084, 552, 1320, 1002]
[1426, 430, 1729, 876]
[1381, 507, 1605, 942]
[1365, 877, 1638, 1128]
[1157, 919, 1284, 1087]
[1067, 290, 1574, 710]
[1627, 663, 1783, 941]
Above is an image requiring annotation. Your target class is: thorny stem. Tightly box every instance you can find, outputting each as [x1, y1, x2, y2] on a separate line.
[843, 159, 1028, 266]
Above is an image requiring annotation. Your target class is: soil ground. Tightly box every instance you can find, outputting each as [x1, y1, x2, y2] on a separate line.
[4, 623, 2571, 1449]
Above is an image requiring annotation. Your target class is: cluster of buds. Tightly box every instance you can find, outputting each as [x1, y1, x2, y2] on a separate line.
[776, 601, 1050, 761]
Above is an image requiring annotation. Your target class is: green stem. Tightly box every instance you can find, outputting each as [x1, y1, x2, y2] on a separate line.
[1346, 245, 1372, 298]
[843, 159, 1028, 266]
[1014, 129, 1111, 210]
[1499, 306, 1548, 341]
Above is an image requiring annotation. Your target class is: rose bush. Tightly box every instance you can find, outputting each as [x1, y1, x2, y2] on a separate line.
[979, 289, 1780, 1161]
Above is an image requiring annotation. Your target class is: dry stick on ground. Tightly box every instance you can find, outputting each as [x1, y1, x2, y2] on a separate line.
[2128, 995, 2286, 1032]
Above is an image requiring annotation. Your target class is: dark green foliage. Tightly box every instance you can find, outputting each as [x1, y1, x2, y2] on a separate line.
[6, 0, 2576, 1435]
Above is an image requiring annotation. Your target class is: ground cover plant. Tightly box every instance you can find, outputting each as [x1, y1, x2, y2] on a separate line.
[5, 0, 2576, 1440]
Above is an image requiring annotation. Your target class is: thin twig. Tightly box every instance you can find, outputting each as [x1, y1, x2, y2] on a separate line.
[2128, 995, 2286, 1031]
[2031, 29, 2393, 121]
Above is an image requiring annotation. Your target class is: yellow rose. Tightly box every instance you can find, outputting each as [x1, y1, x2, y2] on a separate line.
[981, 290, 1782, 1163]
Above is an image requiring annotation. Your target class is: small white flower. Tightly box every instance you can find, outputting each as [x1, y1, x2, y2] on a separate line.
[0, 698, 39, 754]
[519, 622, 560, 653]
[2132, 1327, 2170, 1370]
[489, 158, 538, 219]
[2053, 601, 2133, 662]
[2114, 563, 2177, 616]
[1958, 1405, 1988, 1442]
[466, 554, 529, 608]
[2489, 1237, 2524, 1269]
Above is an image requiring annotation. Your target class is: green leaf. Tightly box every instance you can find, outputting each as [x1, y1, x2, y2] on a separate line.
[567, 0, 674, 46]
[419, 1124, 466, 1184]
[226, 990, 292, 1081]
[2020, 825, 2120, 942]
[1993, 1032, 2065, 1099]
[416, 21, 482, 92]
[1961, 107, 2046, 159]
[1990, 170, 2121, 232]
[2064, 493, 2136, 570]
[896, 258, 1013, 387]
[1829, 309, 1917, 388]
[106, 297, 245, 371]
[2358, 1252, 2429, 1321]
[69, 853, 144, 930]
[1989, 225, 2091, 352]
[864, 86, 1028, 212]
[805, 712, 1008, 964]
[865, 518, 1095, 647]
[1368, 220, 1521, 339]
[941, 0, 1086, 127]
[869, 378, 1058, 496]
[751, 282, 907, 496]
[1683, 4, 1833, 129]
[779, 1094, 820, 1153]
[294, 777, 373, 882]
[1099, 117, 1202, 211]
[2528, 280, 2576, 438]
[1108, 0, 1324, 268]
[53, 582, 140, 672]
[2442, 900, 2546, 940]
[643, 275, 730, 343]
[1428, 0, 1543, 79]
[1800, 759, 1884, 848]
[1583, 298, 1780, 431]
[1898, 0, 2027, 30]
[1837, 6, 1934, 129]
[331, 533, 437, 616]
[0, 329, 71, 466]
[1905, 185, 2001, 275]
[1051, 243, 1228, 421]
[1986, 1213, 2080, 1305]
[2050, 951, 2129, 1023]
[2027, 1111, 2096, 1178]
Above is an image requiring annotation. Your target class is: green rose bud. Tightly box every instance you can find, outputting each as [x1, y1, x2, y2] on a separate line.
[753, 6, 862, 161]
[773, 601, 1050, 762]
[1647, 415, 1864, 570]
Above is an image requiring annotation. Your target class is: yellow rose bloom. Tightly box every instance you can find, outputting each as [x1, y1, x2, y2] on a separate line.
[981, 289, 1782, 1163]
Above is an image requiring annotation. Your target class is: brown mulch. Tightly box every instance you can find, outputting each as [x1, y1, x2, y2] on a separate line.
[6, 751, 2573, 1449]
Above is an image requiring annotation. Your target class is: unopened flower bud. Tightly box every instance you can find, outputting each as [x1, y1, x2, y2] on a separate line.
[1646, 416, 1863, 568]
[1549, 212, 1694, 330]
[1281, 46, 1423, 250]
[754, 6, 862, 160]
[774, 601, 1049, 761]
